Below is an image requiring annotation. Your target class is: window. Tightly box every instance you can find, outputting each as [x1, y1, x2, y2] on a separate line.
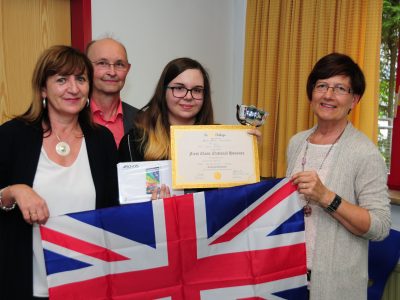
[378, 0, 400, 171]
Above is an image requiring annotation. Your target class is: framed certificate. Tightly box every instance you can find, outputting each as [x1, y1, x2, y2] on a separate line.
[170, 125, 260, 189]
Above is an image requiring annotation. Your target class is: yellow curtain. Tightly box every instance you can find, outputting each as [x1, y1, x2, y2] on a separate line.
[243, 0, 382, 178]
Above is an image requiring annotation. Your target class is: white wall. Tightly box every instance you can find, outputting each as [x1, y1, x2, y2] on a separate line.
[91, 0, 246, 124]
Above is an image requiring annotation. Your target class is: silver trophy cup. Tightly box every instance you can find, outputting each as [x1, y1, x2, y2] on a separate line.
[236, 104, 268, 127]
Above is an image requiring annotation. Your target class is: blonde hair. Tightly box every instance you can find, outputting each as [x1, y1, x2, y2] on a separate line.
[139, 118, 170, 160]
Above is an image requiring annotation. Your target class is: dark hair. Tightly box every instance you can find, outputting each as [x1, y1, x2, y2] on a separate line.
[18, 45, 94, 132]
[135, 57, 214, 160]
[306, 53, 366, 101]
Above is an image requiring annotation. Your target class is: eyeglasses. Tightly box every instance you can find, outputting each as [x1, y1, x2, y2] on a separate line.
[313, 82, 353, 95]
[91, 60, 130, 71]
[167, 86, 204, 100]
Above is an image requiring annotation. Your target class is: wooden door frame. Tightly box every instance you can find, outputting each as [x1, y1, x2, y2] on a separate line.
[71, 0, 91, 52]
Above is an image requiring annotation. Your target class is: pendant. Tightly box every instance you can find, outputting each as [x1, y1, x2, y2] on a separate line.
[55, 141, 71, 156]
[303, 204, 312, 217]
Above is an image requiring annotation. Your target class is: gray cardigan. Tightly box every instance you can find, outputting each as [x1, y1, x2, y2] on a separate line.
[286, 122, 391, 300]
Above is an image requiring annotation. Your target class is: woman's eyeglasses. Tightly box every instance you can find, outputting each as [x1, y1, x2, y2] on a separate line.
[167, 86, 204, 100]
[313, 82, 353, 95]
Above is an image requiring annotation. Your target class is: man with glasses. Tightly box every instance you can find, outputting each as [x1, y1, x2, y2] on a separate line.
[86, 38, 138, 146]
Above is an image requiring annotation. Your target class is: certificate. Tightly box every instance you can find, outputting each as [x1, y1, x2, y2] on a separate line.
[170, 125, 260, 189]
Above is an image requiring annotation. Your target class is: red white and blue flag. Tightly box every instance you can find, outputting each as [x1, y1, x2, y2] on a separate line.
[40, 177, 308, 299]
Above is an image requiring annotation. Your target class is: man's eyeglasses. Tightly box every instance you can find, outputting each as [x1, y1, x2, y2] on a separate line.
[313, 82, 353, 95]
[91, 60, 130, 71]
[167, 86, 204, 100]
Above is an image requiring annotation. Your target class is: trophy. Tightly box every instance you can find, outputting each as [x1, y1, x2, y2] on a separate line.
[236, 104, 268, 127]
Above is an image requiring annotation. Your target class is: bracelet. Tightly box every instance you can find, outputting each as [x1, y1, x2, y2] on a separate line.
[0, 187, 16, 211]
[325, 194, 342, 214]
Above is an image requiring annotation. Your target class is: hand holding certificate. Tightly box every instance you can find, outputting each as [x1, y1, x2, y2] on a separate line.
[171, 125, 260, 189]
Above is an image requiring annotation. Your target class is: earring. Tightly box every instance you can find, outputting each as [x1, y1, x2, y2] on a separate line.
[86, 98, 90, 107]
[42, 98, 47, 109]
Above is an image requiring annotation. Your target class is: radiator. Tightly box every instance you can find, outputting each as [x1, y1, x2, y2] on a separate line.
[382, 264, 400, 300]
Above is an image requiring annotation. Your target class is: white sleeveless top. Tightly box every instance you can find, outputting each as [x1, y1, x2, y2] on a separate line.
[32, 138, 96, 297]
[290, 142, 336, 270]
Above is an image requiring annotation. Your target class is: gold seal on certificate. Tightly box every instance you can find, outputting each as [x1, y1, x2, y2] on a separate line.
[170, 125, 260, 189]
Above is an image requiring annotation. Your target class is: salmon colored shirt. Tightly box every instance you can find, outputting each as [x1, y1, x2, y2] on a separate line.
[90, 99, 124, 147]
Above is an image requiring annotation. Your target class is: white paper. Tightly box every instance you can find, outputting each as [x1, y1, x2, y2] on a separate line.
[117, 160, 184, 204]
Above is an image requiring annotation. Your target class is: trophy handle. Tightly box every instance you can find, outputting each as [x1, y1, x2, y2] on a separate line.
[236, 104, 248, 126]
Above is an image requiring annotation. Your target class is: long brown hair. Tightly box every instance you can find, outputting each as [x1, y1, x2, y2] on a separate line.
[17, 45, 94, 133]
[135, 57, 214, 160]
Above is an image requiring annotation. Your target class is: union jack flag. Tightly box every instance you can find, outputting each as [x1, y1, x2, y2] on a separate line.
[40, 178, 308, 299]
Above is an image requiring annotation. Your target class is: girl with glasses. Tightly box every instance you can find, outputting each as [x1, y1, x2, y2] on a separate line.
[119, 57, 214, 163]
[118, 57, 260, 198]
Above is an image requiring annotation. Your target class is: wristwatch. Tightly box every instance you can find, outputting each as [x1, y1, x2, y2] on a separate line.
[325, 194, 342, 214]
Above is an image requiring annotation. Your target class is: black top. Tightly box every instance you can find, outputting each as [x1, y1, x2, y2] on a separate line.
[118, 124, 214, 195]
[121, 101, 139, 134]
[118, 125, 157, 162]
[0, 119, 119, 299]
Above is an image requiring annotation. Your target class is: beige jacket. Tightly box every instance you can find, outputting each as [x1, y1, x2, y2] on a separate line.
[286, 123, 391, 300]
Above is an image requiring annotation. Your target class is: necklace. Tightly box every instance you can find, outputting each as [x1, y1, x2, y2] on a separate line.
[301, 125, 346, 217]
[55, 134, 71, 156]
